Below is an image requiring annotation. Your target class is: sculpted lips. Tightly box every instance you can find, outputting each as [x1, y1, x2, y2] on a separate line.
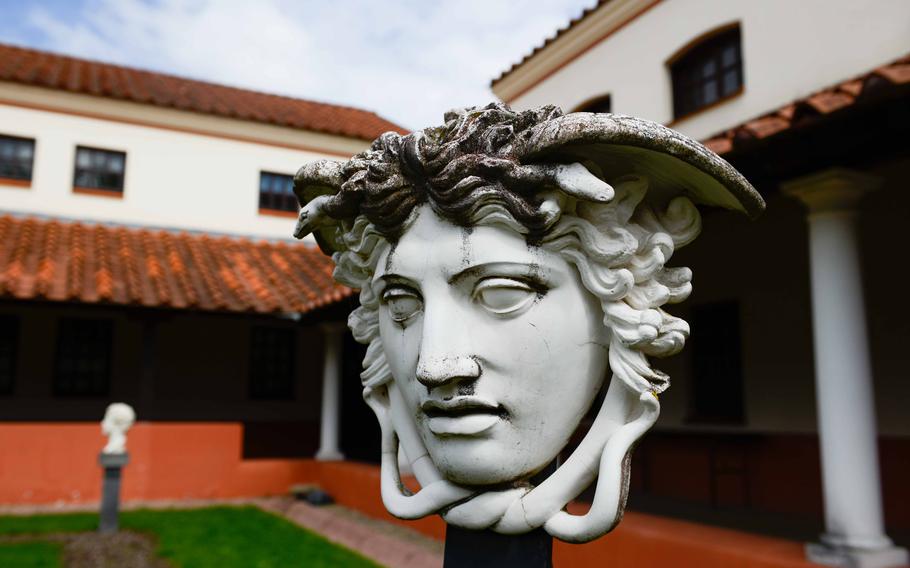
[421, 397, 505, 436]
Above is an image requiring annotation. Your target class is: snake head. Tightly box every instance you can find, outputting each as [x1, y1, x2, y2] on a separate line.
[293, 194, 333, 239]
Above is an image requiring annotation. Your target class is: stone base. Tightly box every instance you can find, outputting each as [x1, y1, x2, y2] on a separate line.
[98, 452, 129, 468]
[314, 450, 345, 462]
[806, 542, 909, 568]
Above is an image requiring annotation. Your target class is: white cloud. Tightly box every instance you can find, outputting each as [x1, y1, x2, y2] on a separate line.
[22, 0, 593, 129]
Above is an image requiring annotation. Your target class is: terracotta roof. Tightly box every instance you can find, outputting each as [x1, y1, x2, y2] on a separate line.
[492, 0, 611, 87]
[0, 42, 405, 141]
[703, 54, 910, 156]
[0, 215, 352, 315]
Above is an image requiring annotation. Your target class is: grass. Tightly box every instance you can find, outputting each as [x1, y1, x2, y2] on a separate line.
[0, 506, 379, 568]
[0, 541, 61, 567]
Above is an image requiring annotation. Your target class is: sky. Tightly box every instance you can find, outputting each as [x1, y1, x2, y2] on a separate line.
[0, 0, 595, 129]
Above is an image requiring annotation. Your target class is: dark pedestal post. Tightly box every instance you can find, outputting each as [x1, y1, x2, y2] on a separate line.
[444, 525, 553, 568]
[444, 462, 556, 567]
[98, 452, 129, 533]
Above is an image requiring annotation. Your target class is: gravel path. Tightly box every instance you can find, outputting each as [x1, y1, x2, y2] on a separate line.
[256, 497, 443, 568]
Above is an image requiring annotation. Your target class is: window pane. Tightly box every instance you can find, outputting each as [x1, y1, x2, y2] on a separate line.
[701, 59, 716, 78]
[54, 318, 112, 396]
[0, 135, 36, 181]
[108, 153, 124, 173]
[258, 172, 296, 212]
[723, 70, 739, 95]
[722, 45, 738, 67]
[703, 80, 719, 104]
[74, 147, 125, 192]
[76, 150, 91, 169]
[671, 27, 742, 119]
[249, 326, 295, 399]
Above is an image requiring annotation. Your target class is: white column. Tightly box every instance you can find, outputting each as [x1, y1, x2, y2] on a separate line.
[315, 323, 345, 461]
[784, 169, 907, 568]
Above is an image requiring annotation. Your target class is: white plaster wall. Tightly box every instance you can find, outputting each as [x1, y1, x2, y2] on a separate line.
[0, 99, 366, 240]
[507, 0, 910, 141]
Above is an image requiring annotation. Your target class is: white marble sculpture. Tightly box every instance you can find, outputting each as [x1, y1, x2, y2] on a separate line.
[293, 104, 763, 543]
[101, 402, 136, 454]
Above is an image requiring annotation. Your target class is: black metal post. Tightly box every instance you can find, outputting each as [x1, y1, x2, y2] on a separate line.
[443, 462, 556, 567]
[444, 524, 553, 568]
[98, 452, 129, 533]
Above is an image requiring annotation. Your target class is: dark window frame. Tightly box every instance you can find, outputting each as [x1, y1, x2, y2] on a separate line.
[670, 25, 743, 121]
[73, 145, 127, 195]
[687, 301, 745, 425]
[258, 171, 298, 214]
[575, 94, 612, 114]
[0, 315, 19, 395]
[0, 134, 36, 183]
[53, 317, 113, 397]
[249, 325, 296, 400]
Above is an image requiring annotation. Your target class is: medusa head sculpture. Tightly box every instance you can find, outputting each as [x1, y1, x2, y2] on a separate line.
[293, 103, 763, 543]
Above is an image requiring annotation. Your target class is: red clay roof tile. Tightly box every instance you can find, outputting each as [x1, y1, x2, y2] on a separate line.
[0, 215, 352, 315]
[704, 53, 910, 155]
[0, 42, 406, 141]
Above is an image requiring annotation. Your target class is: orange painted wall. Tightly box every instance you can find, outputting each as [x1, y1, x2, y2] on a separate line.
[0, 425, 828, 567]
[313, 460, 447, 540]
[555, 505, 818, 568]
[0, 422, 316, 504]
[0, 423, 106, 503]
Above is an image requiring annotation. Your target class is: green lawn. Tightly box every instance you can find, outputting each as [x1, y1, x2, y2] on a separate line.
[0, 506, 379, 568]
[0, 540, 61, 568]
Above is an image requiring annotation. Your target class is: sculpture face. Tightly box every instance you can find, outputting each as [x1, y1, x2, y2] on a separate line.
[374, 205, 608, 485]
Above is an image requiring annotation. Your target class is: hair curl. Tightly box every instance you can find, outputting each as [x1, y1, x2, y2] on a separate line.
[309, 103, 611, 242]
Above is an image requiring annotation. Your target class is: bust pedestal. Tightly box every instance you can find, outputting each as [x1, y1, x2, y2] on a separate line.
[98, 452, 129, 533]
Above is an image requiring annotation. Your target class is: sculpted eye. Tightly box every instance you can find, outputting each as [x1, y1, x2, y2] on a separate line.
[474, 278, 539, 315]
[382, 287, 423, 323]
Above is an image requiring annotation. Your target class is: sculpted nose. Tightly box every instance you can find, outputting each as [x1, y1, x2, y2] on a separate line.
[416, 355, 481, 388]
[415, 301, 480, 390]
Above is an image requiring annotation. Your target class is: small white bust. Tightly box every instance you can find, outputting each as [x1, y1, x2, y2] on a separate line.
[101, 403, 136, 454]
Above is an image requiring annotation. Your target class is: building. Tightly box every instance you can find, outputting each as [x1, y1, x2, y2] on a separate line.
[2, 2, 909, 563]
[491, 0, 909, 565]
[0, 42, 403, 503]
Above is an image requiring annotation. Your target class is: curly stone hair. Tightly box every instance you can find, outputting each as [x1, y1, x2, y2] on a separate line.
[295, 103, 616, 243]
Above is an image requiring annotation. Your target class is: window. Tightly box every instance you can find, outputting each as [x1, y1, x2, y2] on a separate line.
[73, 146, 126, 194]
[0, 135, 35, 182]
[688, 302, 744, 424]
[576, 94, 612, 114]
[54, 318, 112, 396]
[259, 171, 298, 214]
[249, 326, 296, 399]
[670, 26, 742, 120]
[0, 315, 18, 395]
